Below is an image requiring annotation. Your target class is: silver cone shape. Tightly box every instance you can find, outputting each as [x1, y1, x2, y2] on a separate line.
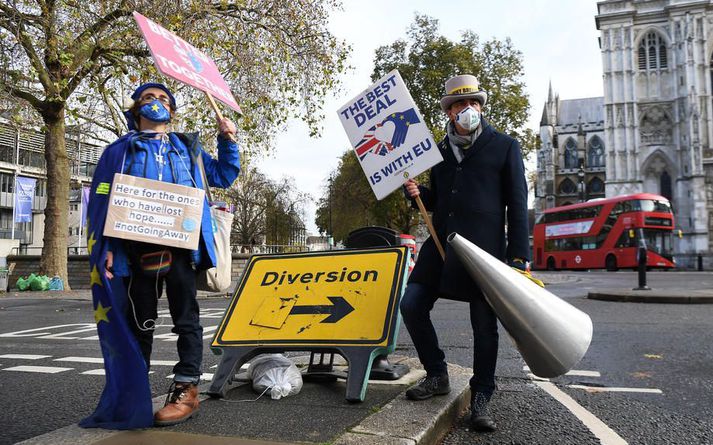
[448, 233, 592, 378]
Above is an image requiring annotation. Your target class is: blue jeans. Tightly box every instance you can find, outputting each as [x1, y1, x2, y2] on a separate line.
[124, 247, 202, 384]
[400, 283, 499, 398]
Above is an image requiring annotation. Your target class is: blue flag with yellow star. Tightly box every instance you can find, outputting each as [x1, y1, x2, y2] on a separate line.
[79, 134, 154, 429]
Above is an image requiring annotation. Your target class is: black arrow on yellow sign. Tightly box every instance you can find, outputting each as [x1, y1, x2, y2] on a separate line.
[289, 296, 355, 323]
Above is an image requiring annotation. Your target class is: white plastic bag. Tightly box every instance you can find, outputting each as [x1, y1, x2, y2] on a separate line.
[247, 354, 303, 400]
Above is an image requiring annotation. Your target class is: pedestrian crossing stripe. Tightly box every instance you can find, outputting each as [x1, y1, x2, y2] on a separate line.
[3, 365, 73, 373]
[0, 354, 51, 360]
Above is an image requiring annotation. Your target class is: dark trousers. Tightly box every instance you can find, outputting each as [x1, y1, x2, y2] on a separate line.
[124, 248, 202, 381]
[399, 282, 499, 398]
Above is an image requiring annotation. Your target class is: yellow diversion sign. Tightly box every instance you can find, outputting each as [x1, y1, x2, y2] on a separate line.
[213, 247, 408, 348]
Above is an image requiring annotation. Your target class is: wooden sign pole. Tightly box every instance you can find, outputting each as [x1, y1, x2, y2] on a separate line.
[414, 195, 445, 260]
[205, 91, 237, 143]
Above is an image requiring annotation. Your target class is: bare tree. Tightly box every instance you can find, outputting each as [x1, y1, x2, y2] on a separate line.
[225, 167, 309, 251]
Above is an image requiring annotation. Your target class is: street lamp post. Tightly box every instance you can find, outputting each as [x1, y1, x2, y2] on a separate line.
[577, 166, 586, 203]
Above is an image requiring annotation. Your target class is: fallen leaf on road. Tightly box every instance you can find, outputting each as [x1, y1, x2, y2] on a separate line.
[644, 354, 663, 359]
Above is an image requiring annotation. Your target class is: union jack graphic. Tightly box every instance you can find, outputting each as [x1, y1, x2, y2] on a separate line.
[355, 108, 420, 160]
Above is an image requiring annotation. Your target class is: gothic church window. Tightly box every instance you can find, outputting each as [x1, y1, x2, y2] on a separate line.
[587, 136, 605, 167]
[564, 138, 578, 169]
[559, 178, 576, 194]
[660, 170, 672, 200]
[638, 32, 668, 70]
[589, 177, 604, 194]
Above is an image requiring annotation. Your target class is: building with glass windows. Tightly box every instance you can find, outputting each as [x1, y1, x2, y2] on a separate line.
[536, 0, 713, 268]
[0, 121, 100, 255]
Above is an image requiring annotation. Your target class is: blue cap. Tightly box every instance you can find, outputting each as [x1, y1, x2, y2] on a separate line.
[130, 82, 176, 110]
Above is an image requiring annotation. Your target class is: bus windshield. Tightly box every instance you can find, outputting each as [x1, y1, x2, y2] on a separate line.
[630, 199, 671, 213]
[643, 228, 673, 257]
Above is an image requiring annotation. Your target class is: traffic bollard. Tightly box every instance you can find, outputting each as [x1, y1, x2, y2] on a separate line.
[634, 245, 650, 291]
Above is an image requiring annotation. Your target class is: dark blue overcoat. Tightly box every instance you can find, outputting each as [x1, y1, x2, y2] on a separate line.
[407, 119, 529, 301]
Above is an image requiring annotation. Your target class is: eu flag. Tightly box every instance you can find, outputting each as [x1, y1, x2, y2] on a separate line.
[79, 134, 153, 429]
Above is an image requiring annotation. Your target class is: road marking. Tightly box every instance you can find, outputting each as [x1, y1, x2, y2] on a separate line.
[51, 356, 178, 367]
[3, 365, 73, 374]
[151, 360, 177, 366]
[534, 380, 628, 445]
[54, 356, 103, 364]
[523, 365, 601, 378]
[568, 385, 662, 394]
[566, 370, 601, 377]
[82, 369, 156, 376]
[202, 325, 218, 339]
[527, 373, 550, 382]
[0, 354, 52, 360]
[165, 373, 214, 381]
[0, 324, 91, 338]
[38, 325, 97, 339]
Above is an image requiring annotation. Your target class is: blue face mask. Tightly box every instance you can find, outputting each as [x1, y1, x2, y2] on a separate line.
[138, 99, 171, 123]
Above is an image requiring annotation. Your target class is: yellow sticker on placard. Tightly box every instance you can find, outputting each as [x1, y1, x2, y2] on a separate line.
[96, 183, 110, 195]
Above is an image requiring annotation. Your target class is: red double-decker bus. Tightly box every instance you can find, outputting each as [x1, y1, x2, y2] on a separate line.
[532, 193, 676, 271]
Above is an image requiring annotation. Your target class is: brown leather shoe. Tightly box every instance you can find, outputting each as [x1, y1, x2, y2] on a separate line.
[154, 382, 199, 426]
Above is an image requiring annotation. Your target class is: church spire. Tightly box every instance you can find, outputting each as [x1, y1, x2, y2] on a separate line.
[548, 80, 554, 103]
[540, 103, 550, 126]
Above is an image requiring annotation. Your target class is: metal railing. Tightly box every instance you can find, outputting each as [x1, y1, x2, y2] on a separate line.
[9, 246, 88, 255]
[230, 244, 309, 254]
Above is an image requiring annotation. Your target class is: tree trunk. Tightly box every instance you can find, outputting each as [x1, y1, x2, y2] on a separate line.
[40, 107, 71, 290]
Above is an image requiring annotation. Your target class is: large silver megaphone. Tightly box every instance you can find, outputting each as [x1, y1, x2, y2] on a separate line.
[447, 233, 593, 378]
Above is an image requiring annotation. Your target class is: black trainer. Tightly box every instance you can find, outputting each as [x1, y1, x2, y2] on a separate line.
[405, 374, 451, 400]
[470, 392, 497, 432]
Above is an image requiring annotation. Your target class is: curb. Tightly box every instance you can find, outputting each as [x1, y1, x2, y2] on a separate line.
[588, 291, 713, 304]
[334, 359, 471, 445]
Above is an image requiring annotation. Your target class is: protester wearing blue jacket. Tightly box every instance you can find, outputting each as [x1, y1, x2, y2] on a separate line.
[83, 82, 240, 429]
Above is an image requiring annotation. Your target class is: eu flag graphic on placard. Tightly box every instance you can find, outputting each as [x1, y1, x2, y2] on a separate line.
[355, 108, 420, 160]
[79, 134, 153, 430]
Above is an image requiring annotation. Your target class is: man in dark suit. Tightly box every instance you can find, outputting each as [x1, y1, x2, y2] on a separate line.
[401, 74, 529, 432]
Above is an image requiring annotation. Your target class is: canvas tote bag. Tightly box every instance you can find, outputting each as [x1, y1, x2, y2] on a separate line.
[196, 155, 234, 292]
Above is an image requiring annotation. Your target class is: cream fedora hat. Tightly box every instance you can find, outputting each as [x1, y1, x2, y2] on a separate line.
[439, 74, 488, 112]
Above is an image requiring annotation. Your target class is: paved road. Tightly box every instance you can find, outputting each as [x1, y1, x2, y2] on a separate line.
[1, 271, 712, 444]
[0, 298, 230, 444]
[436, 270, 713, 445]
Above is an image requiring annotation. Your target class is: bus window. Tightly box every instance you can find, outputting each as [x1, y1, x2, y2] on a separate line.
[615, 231, 636, 248]
[629, 199, 672, 213]
[643, 228, 673, 257]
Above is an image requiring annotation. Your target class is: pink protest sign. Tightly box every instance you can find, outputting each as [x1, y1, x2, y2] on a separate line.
[133, 12, 242, 114]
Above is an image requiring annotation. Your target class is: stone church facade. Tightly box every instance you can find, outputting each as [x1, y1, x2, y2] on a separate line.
[535, 0, 713, 268]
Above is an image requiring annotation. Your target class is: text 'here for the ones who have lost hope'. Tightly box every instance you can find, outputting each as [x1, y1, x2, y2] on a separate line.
[104, 174, 204, 249]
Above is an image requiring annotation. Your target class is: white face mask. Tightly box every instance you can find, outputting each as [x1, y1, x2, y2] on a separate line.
[455, 106, 481, 133]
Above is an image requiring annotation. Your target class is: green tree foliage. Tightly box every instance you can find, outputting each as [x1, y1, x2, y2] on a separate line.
[314, 150, 417, 243]
[0, 1, 349, 285]
[372, 14, 535, 153]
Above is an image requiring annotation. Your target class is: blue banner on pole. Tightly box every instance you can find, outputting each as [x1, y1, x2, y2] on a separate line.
[14, 177, 36, 223]
[81, 186, 90, 227]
